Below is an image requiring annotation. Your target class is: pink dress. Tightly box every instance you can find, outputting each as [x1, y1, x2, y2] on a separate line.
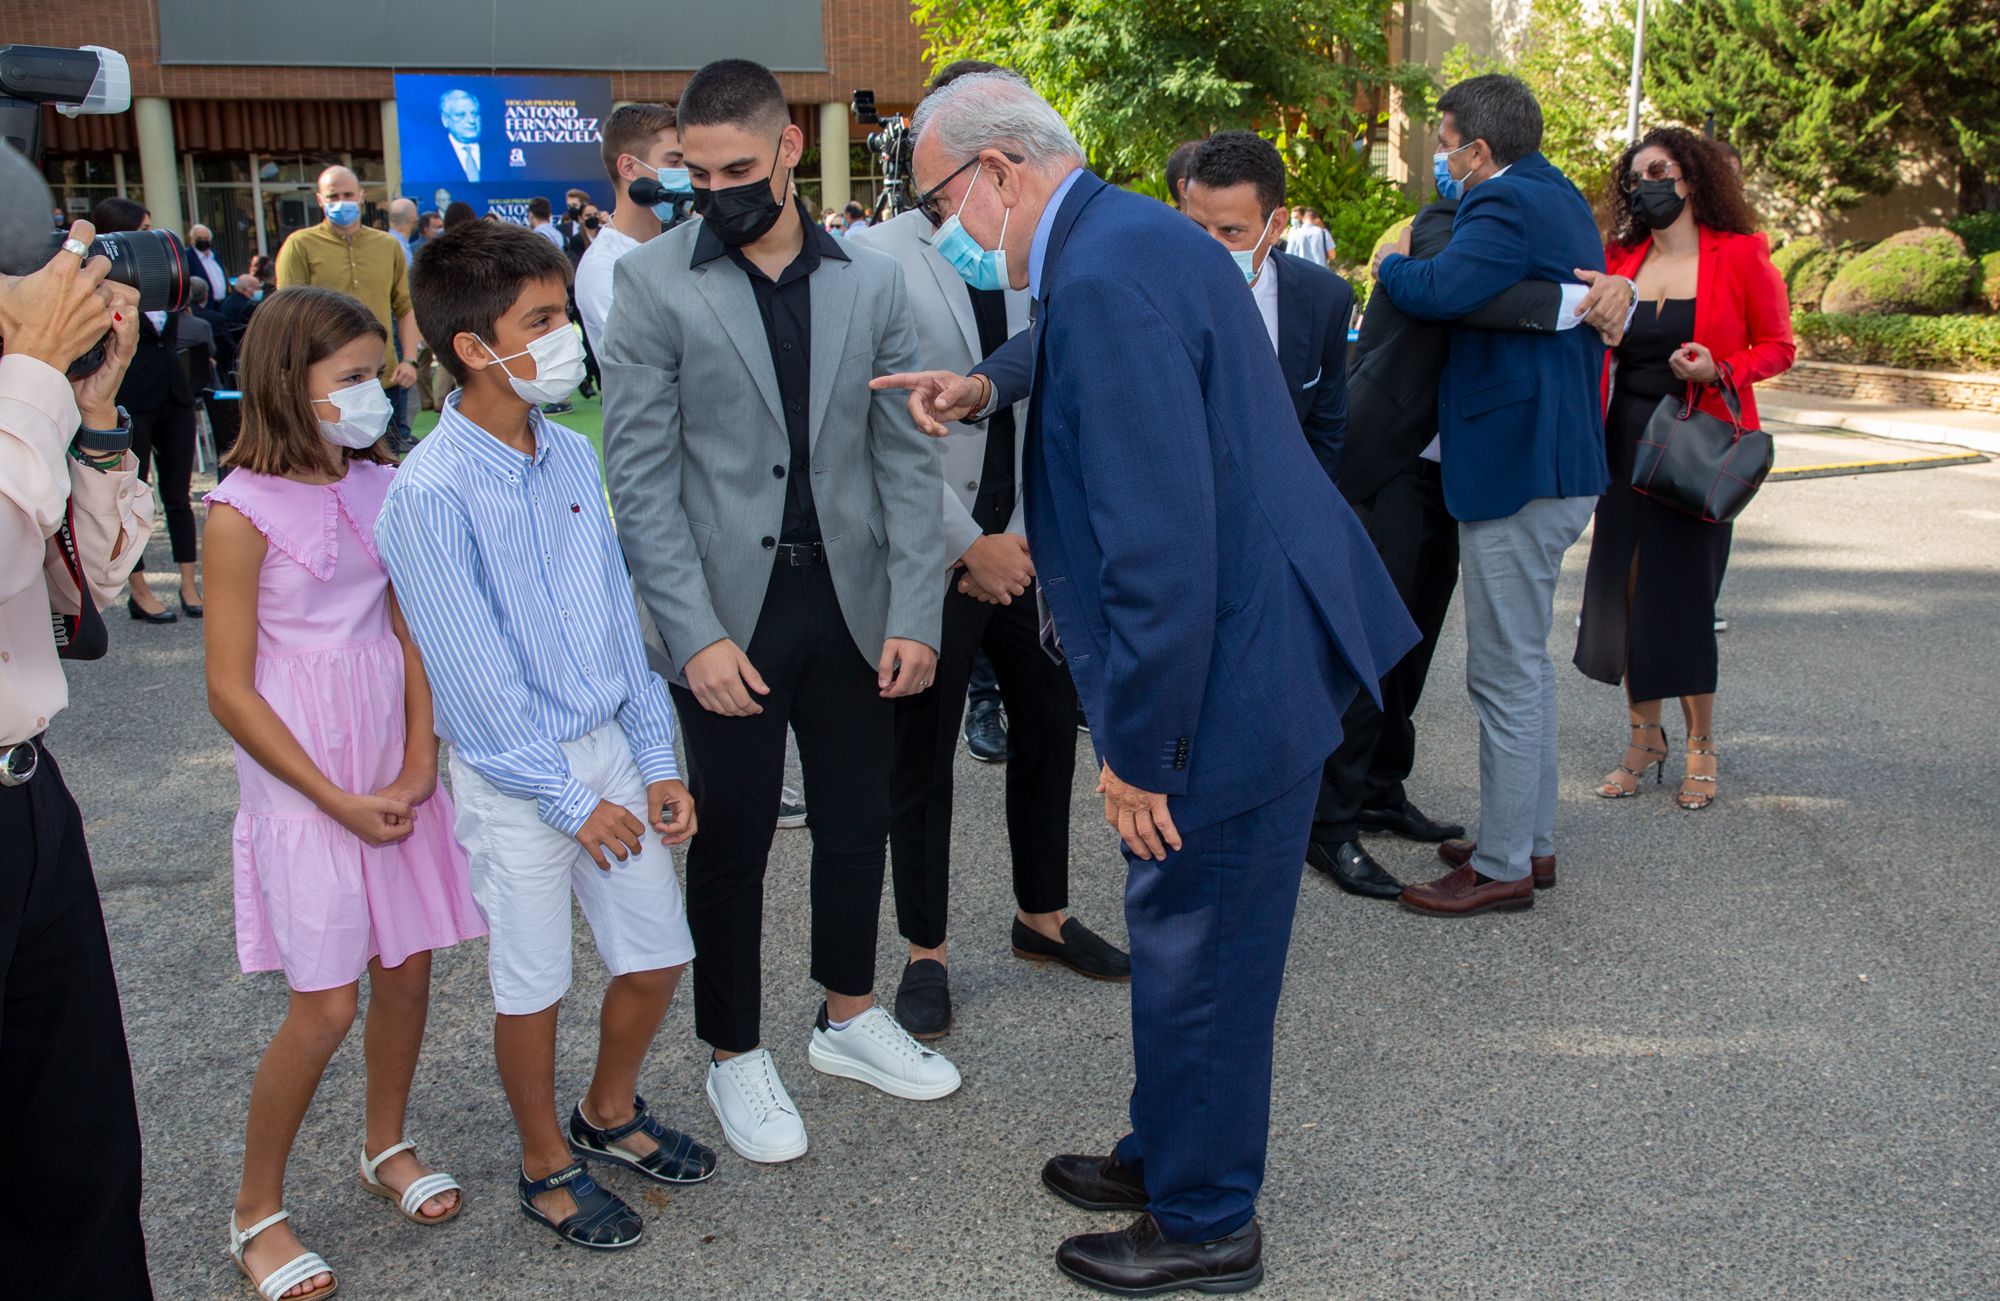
[205, 463, 485, 990]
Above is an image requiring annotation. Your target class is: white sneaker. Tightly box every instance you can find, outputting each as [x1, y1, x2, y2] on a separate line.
[808, 1006, 962, 1101]
[704, 1049, 809, 1163]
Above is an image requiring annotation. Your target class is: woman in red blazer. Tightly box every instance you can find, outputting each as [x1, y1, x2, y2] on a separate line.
[1574, 126, 1795, 810]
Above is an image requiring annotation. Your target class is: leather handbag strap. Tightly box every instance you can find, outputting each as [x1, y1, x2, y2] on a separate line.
[1679, 361, 1746, 438]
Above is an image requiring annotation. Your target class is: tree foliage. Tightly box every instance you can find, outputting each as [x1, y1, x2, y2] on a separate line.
[911, 0, 1430, 187]
[1646, 0, 2000, 218]
[1440, 0, 1635, 209]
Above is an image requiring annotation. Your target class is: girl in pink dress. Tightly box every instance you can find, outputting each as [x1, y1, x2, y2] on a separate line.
[203, 287, 485, 1301]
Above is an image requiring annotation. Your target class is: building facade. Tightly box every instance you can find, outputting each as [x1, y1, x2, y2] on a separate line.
[14, 0, 930, 273]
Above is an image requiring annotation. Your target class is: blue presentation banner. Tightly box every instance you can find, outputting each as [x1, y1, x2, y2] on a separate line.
[395, 74, 615, 220]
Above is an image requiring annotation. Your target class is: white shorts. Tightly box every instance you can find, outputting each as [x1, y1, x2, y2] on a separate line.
[448, 724, 695, 1015]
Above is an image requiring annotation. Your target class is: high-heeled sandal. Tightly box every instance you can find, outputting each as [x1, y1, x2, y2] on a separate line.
[1679, 734, 1718, 810]
[1597, 721, 1668, 798]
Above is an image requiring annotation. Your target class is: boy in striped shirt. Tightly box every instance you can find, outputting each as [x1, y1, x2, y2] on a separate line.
[377, 221, 715, 1251]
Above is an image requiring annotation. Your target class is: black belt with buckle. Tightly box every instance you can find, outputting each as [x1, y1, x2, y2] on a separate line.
[0, 736, 40, 788]
[774, 541, 825, 567]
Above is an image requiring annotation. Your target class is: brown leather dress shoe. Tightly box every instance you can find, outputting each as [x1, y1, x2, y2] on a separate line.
[1043, 1152, 1148, 1213]
[1400, 864, 1534, 916]
[1056, 1212, 1263, 1296]
[1438, 838, 1555, 889]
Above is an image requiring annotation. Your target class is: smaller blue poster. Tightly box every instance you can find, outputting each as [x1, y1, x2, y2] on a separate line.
[395, 74, 614, 221]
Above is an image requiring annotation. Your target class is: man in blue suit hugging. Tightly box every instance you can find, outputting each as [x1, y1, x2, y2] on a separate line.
[876, 71, 1416, 1295]
[1374, 74, 1617, 916]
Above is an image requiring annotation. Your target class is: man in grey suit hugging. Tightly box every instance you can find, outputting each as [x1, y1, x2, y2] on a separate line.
[601, 58, 955, 1168]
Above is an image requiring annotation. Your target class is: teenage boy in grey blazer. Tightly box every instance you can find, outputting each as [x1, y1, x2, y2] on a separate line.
[601, 58, 955, 1168]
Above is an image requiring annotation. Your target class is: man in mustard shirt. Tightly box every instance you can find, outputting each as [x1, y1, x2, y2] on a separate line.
[275, 166, 421, 445]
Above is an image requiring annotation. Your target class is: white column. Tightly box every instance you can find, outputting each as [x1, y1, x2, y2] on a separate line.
[134, 96, 183, 236]
[818, 101, 851, 215]
[380, 98, 402, 199]
[249, 151, 268, 256]
[112, 153, 127, 197]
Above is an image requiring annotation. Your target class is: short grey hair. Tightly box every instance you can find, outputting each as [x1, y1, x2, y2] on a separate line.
[910, 71, 1083, 173]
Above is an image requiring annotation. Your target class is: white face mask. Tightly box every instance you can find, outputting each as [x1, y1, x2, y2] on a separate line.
[1228, 210, 1284, 285]
[478, 326, 588, 406]
[313, 378, 392, 449]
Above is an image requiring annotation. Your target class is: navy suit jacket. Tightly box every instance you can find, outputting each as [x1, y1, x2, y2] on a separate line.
[1375, 153, 1610, 521]
[1015, 172, 1417, 833]
[1267, 249, 1353, 484]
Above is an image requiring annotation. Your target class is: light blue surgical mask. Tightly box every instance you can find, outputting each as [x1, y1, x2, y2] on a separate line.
[934, 173, 1011, 293]
[658, 165, 692, 193]
[1432, 141, 1475, 202]
[325, 200, 361, 227]
[1228, 210, 1284, 284]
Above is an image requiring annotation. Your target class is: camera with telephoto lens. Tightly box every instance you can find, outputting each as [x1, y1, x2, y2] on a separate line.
[33, 227, 190, 380]
[1, 44, 185, 378]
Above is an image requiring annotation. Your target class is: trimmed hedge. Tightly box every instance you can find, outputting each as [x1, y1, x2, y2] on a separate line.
[1948, 211, 2000, 260]
[1795, 311, 2000, 370]
[1822, 227, 1974, 315]
[1770, 236, 1845, 312]
[1978, 251, 2000, 314]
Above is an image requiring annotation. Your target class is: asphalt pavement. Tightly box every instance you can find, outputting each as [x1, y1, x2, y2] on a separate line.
[48, 438, 2000, 1299]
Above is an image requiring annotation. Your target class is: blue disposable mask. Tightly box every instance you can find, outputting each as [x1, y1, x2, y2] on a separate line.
[1432, 142, 1475, 202]
[325, 200, 361, 227]
[658, 165, 692, 193]
[1228, 210, 1283, 284]
[933, 174, 1011, 292]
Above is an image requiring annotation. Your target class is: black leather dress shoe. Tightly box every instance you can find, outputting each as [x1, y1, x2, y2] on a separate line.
[1042, 1152, 1147, 1212]
[893, 958, 952, 1040]
[127, 597, 177, 624]
[1012, 917, 1131, 981]
[964, 698, 1007, 763]
[1056, 1213, 1263, 1297]
[1356, 799, 1465, 843]
[1305, 840, 1403, 899]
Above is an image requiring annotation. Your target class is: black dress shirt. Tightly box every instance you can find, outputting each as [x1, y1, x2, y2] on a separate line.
[692, 196, 851, 544]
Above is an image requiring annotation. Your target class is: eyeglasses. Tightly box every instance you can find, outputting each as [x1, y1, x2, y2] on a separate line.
[1620, 158, 1683, 192]
[913, 151, 1026, 227]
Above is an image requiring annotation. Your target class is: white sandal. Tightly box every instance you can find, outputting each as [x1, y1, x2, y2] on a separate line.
[359, 1140, 463, 1225]
[229, 1209, 336, 1300]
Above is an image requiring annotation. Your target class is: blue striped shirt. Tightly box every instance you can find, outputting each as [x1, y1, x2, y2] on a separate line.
[375, 393, 678, 837]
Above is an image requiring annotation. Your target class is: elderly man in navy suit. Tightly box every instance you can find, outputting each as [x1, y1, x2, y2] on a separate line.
[876, 72, 1416, 1296]
[1373, 74, 1615, 917]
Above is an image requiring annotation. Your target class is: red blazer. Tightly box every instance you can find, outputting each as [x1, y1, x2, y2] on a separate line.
[1602, 225, 1795, 429]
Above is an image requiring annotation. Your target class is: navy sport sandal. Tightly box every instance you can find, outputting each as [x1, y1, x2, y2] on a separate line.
[568, 1094, 719, 1185]
[516, 1161, 642, 1250]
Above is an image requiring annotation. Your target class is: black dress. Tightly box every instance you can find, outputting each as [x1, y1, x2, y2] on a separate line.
[1574, 298, 1732, 702]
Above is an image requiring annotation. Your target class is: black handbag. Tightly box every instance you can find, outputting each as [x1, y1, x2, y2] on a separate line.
[1631, 362, 1773, 524]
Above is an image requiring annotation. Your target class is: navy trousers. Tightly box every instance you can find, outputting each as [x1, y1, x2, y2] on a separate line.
[1112, 767, 1318, 1243]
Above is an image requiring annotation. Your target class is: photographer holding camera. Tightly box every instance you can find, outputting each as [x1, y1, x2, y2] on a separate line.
[1, 200, 156, 1291]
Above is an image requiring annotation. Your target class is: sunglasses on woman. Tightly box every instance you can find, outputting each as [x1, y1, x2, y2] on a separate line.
[1620, 158, 1683, 192]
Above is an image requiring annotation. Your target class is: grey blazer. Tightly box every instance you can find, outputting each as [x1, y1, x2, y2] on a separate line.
[846, 209, 1032, 561]
[599, 218, 945, 679]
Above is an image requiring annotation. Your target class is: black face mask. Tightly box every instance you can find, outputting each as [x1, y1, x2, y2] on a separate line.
[692, 138, 791, 247]
[193, 238, 211, 251]
[1630, 177, 1687, 230]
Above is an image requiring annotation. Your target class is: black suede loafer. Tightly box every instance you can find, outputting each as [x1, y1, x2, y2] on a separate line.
[1012, 917, 1131, 982]
[1056, 1213, 1263, 1296]
[893, 958, 953, 1040]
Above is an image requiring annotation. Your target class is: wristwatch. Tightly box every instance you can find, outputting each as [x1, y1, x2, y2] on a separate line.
[72, 404, 132, 467]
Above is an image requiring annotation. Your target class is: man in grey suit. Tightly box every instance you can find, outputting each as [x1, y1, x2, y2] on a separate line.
[600, 59, 957, 1169]
[849, 60, 1129, 1047]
